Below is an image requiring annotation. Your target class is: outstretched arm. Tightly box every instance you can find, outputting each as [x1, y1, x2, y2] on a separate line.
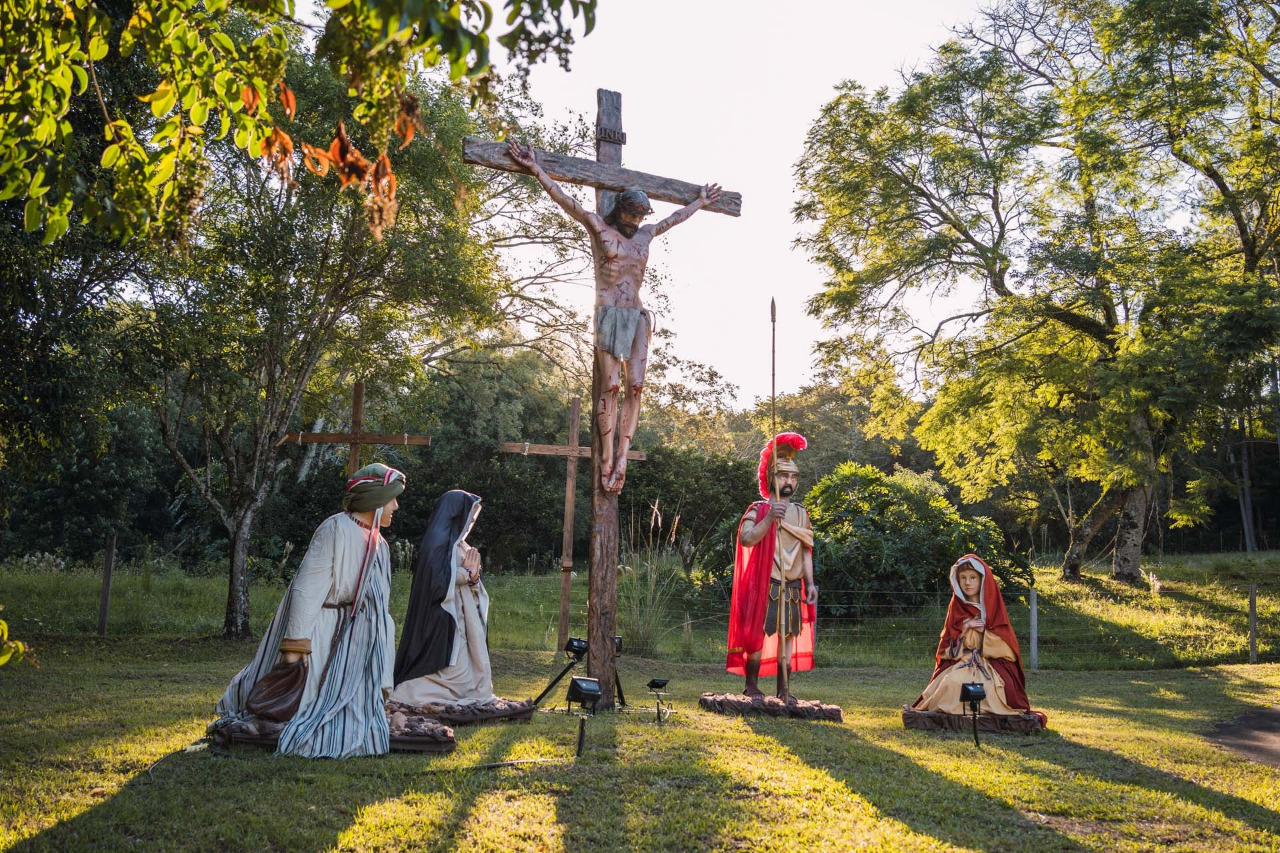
[650, 183, 722, 237]
[508, 140, 600, 233]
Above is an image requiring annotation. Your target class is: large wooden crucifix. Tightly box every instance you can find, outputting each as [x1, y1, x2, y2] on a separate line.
[498, 396, 646, 654]
[278, 381, 431, 475]
[465, 89, 741, 709]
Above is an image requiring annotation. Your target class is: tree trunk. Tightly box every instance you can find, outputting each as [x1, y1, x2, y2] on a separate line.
[1061, 486, 1126, 581]
[1112, 485, 1150, 581]
[587, 359, 619, 710]
[224, 513, 255, 639]
[1237, 416, 1258, 553]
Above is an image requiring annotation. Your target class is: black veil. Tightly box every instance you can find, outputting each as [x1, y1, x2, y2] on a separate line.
[393, 490, 481, 685]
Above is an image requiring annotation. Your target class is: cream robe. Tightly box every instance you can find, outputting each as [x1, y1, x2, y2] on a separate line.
[912, 628, 1020, 715]
[278, 513, 395, 710]
[389, 540, 495, 706]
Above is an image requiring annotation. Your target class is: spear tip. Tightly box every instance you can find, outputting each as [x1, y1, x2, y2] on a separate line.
[770, 297, 776, 322]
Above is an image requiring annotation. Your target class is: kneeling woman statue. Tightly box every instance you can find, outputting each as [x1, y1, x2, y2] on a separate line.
[391, 490, 495, 707]
[909, 555, 1046, 728]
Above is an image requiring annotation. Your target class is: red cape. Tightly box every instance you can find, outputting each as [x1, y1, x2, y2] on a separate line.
[925, 554, 1045, 724]
[726, 502, 815, 676]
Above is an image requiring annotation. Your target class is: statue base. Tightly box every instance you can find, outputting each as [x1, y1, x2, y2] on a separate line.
[386, 697, 537, 727]
[902, 707, 1044, 734]
[699, 692, 844, 722]
[210, 707, 459, 754]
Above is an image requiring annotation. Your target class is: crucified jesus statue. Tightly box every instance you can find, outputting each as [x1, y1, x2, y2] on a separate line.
[508, 140, 722, 493]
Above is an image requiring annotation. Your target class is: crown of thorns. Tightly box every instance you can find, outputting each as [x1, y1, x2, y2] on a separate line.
[615, 189, 653, 216]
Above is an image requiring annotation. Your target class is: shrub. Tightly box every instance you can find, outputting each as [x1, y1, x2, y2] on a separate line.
[805, 463, 1030, 619]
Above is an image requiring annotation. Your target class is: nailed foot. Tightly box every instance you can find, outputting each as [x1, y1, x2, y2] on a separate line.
[602, 463, 627, 493]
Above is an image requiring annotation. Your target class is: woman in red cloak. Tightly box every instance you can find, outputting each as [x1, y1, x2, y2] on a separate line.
[912, 555, 1046, 726]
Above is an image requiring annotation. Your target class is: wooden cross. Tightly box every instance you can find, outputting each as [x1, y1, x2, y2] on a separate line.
[278, 381, 431, 476]
[498, 396, 646, 653]
[465, 89, 740, 708]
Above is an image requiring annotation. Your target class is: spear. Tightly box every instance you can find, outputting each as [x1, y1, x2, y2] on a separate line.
[771, 298, 790, 699]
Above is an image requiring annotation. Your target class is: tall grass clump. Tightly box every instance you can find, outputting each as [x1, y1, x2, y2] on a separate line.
[618, 550, 685, 657]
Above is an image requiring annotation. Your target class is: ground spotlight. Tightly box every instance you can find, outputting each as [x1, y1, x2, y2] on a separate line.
[564, 636, 588, 661]
[567, 676, 603, 758]
[567, 676, 602, 713]
[960, 682, 986, 748]
[646, 678, 672, 724]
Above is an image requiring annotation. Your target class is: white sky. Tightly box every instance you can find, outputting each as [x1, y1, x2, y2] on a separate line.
[493, 0, 985, 405]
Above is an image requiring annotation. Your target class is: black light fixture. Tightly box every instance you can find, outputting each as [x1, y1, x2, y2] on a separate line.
[646, 678, 672, 724]
[567, 676, 603, 758]
[533, 637, 589, 707]
[960, 682, 986, 748]
[567, 676, 603, 712]
[564, 636, 588, 661]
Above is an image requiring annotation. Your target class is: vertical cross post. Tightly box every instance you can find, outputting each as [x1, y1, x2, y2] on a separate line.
[349, 380, 365, 476]
[558, 397, 582, 652]
[588, 89, 625, 708]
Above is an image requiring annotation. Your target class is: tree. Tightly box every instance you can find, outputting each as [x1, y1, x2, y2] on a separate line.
[2, 0, 596, 243]
[795, 1, 1280, 580]
[131, 54, 504, 637]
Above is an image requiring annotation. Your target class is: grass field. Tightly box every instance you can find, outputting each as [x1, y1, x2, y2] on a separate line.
[4, 551, 1277, 669]
[2, 555, 1279, 851]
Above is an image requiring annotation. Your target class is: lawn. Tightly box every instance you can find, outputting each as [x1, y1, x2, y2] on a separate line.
[2, 557, 1279, 851]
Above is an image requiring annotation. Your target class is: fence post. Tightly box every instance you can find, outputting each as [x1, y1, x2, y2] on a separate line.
[1249, 583, 1258, 665]
[97, 532, 117, 638]
[1029, 588, 1039, 671]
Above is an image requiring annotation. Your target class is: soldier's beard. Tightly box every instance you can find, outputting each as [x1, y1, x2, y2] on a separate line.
[777, 484, 795, 498]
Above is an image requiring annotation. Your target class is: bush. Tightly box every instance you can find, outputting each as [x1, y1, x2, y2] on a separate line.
[805, 463, 1030, 618]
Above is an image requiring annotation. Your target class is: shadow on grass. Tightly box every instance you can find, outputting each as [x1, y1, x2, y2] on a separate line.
[547, 711, 762, 853]
[7, 720, 559, 853]
[744, 717, 1089, 852]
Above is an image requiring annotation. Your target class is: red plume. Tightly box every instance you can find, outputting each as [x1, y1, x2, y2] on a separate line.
[757, 432, 808, 499]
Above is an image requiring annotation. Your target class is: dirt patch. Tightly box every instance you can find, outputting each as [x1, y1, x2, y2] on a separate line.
[1206, 705, 1280, 769]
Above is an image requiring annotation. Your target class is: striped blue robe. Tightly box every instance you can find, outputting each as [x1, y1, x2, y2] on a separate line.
[213, 514, 394, 758]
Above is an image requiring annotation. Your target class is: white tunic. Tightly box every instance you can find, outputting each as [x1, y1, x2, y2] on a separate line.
[282, 513, 396, 709]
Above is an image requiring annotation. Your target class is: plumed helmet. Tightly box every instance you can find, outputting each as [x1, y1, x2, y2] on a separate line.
[757, 433, 807, 499]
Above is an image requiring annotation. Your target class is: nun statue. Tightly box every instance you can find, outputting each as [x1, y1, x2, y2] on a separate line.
[391, 490, 496, 706]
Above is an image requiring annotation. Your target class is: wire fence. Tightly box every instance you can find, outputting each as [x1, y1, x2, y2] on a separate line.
[496, 583, 1278, 672]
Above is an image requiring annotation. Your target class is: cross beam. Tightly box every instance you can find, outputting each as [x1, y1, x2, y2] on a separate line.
[462, 138, 743, 218]
[276, 381, 430, 476]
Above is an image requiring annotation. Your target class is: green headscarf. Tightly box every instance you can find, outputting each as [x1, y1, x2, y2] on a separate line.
[342, 463, 406, 512]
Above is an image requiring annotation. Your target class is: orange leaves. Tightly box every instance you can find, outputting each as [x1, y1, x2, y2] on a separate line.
[241, 85, 259, 115]
[279, 83, 296, 121]
[297, 121, 399, 239]
[371, 153, 396, 200]
[262, 128, 295, 186]
[300, 120, 370, 188]
[394, 92, 421, 151]
[395, 114, 416, 149]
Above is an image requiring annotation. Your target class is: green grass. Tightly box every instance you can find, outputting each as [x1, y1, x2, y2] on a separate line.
[3, 551, 1278, 672]
[2, 637, 1278, 851]
[3, 554, 1280, 850]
